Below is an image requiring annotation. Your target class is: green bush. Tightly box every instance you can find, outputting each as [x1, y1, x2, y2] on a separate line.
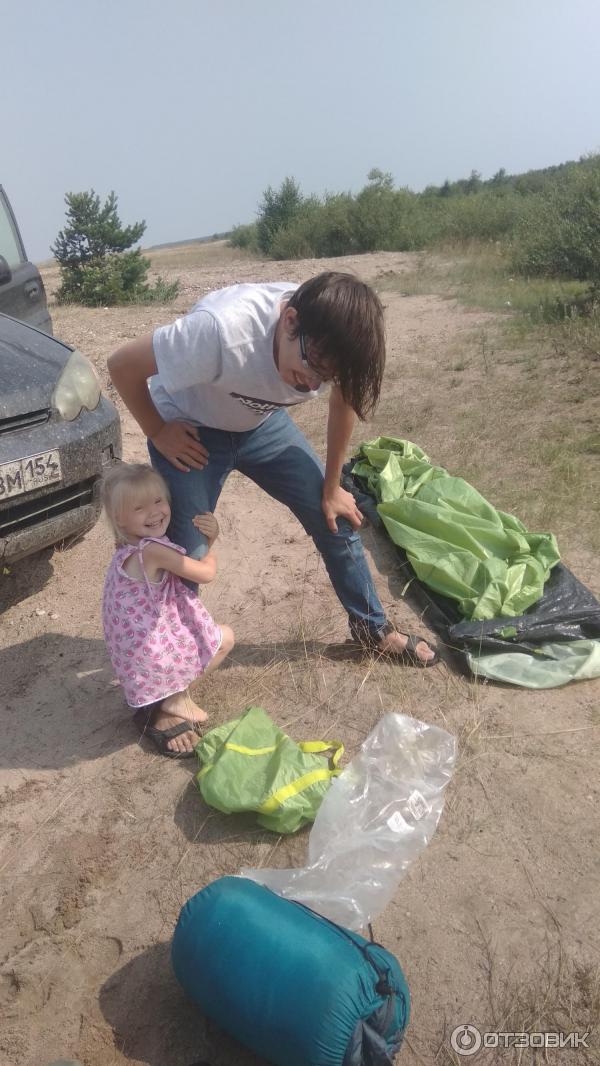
[256, 177, 307, 255]
[512, 162, 600, 280]
[353, 172, 401, 251]
[266, 194, 362, 259]
[311, 193, 358, 256]
[56, 250, 179, 307]
[269, 223, 316, 260]
[248, 173, 525, 261]
[234, 156, 600, 285]
[52, 189, 179, 306]
[437, 192, 522, 243]
[135, 274, 180, 305]
[229, 222, 259, 252]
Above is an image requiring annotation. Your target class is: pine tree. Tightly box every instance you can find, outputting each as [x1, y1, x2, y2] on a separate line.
[52, 190, 177, 306]
[52, 190, 146, 267]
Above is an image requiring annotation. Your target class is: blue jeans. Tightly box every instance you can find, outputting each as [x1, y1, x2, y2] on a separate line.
[148, 409, 387, 639]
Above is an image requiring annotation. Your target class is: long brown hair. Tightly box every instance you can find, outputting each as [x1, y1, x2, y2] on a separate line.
[287, 272, 386, 419]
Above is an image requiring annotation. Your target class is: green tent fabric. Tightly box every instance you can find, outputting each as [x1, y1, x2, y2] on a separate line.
[353, 438, 560, 621]
[467, 639, 600, 688]
[196, 706, 343, 834]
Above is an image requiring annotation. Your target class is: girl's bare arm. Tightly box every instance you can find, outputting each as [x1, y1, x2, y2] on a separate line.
[142, 542, 217, 584]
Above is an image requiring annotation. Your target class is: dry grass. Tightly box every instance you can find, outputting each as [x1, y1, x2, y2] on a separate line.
[430, 944, 600, 1065]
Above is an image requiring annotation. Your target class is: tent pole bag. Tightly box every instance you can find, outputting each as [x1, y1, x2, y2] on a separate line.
[172, 876, 410, 1066]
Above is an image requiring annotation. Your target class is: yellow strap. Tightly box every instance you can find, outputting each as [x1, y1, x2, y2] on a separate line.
[224, 742, 278, 756]
[299, 739, 344, 768]
[198, 735, 287, 778]
[258, 767, 335, 814]
[199, 737, 344, 790]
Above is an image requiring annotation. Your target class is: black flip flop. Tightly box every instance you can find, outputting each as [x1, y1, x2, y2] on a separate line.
[389, 633, 439, 667]
[133, 707, 201, 759]
[351, 623, 439, 667]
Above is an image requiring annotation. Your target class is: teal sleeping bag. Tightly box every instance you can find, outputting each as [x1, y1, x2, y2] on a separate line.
[172, 876, 410, 1066]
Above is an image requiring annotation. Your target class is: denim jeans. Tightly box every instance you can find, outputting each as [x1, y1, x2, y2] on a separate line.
[148, 408, 388, 639]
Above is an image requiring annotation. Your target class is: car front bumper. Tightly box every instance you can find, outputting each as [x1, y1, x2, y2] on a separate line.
[0, 396, 121, 564]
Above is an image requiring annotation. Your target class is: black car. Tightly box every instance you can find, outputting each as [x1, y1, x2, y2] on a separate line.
[0, 313, 121, 565]
[0, 184, 52, 334]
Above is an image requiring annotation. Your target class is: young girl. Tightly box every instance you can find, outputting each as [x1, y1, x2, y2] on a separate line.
[101, 462, 234, 758]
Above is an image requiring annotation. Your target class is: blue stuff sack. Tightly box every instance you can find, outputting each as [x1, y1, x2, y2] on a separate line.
[172, 876, 410, 1066]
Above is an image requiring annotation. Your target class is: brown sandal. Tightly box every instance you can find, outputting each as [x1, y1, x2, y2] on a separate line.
[350, 620, 439, 667]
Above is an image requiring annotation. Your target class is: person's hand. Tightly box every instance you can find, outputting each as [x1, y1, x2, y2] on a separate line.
[192, 512, 219, 546]
[322, 485, 363, 533]
[150, 421, 208, 472]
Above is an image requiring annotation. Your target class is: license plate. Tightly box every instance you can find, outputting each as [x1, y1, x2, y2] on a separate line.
[0, 450, 62, 500]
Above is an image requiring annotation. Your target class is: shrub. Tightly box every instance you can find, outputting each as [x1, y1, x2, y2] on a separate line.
[236, 157, 600, 281]
[292, 194, 359, 258]
[55, 250, 179, 307]
[229, 222, 259, 252]
[269, 222, 317, 260]
[52, 189, 179, 306]
[256, 177, 307, 255]
[512, 162, 600, 281]
[135, 274, 180, 305]
[437, 191, 522, 243]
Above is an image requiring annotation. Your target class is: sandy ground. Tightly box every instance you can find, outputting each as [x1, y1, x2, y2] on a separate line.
[1, 248, 599, 1066]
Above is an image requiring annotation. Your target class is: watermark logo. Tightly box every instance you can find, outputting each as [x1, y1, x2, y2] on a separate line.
[451, 1026, 482, 1056]
[450, 1024, 590, 1055]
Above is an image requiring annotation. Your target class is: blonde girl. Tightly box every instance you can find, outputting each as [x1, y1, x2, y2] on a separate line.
[101, 463, 234, 757]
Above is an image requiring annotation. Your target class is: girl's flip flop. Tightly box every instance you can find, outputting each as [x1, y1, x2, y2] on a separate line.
[133, 706, 202, 759]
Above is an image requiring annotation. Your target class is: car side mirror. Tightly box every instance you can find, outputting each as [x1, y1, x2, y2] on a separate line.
[0, 254, 12, 285]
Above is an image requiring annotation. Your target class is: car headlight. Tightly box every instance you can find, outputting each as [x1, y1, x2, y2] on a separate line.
[53, 349, 101, 421]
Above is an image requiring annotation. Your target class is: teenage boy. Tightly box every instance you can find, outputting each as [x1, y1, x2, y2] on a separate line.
[108, 272, 437, 665]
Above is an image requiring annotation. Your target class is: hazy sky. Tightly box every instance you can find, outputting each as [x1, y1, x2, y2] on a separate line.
[4, 0, 600, 261]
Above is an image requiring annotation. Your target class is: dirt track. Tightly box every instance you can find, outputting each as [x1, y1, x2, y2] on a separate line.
[1, 247, 599, 1066]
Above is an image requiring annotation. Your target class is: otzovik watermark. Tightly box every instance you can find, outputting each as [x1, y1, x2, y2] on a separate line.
[450, 1024, 590, 1056]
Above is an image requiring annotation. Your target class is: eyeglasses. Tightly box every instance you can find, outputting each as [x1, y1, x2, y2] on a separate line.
[298, 332, 331, 383]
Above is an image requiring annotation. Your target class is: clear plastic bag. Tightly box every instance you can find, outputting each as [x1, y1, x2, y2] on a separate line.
[241, 713, 456, 931]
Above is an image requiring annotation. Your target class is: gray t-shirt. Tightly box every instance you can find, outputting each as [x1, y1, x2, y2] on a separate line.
[149, 282, 325, 431]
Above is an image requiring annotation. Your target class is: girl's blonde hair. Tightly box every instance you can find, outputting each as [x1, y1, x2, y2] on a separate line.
[101, 462, 170, 544]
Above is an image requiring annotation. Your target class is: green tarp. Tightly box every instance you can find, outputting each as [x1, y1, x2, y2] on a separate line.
[467, 639, 600, 688]
[352, 437, 600, 688]
[353, 438, 560, 621]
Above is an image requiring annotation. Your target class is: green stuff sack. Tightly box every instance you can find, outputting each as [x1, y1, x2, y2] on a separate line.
[196, 706, 343, 833]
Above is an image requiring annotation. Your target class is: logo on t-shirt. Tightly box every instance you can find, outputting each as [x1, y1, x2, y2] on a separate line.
[229, 392, 303, 416]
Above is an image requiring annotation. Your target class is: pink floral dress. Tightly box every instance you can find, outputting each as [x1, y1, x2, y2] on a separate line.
[102, 535, 222, 708]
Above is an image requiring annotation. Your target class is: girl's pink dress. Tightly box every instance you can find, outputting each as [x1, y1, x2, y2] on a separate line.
[102, 535, 222, 708]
